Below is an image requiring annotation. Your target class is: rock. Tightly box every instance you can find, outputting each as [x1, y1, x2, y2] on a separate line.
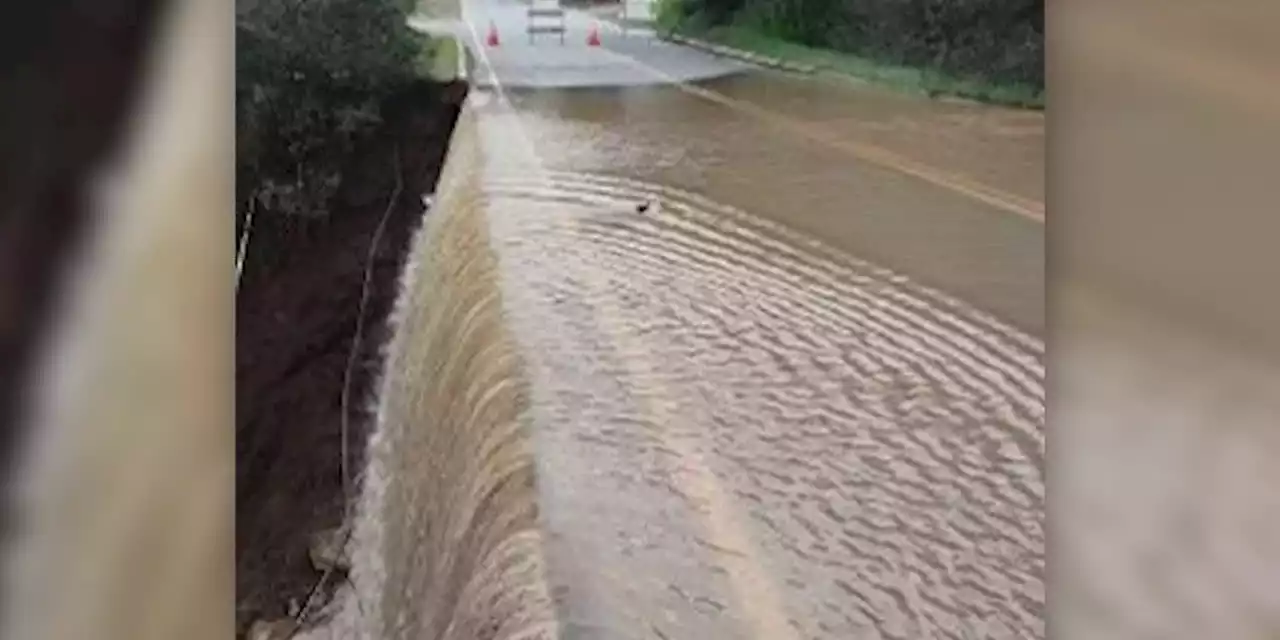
[248, 619, 297, 640]
[308, 525, 351, 573]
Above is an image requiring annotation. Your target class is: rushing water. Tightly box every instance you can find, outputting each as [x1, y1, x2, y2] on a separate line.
[492, 77, 1044, 335]
[302, 109, 559, 640]
[311, 71, 1044, 639]
[480, 93, 1044, 639]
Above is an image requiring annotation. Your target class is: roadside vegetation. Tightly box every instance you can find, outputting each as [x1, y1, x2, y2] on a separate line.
[417, 34, 465, 81]
[656, 0, 1043, 108]
[236, 0, 430, 223]
[235, 1, 466, 637]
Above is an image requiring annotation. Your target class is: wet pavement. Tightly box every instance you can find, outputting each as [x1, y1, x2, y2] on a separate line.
[457, 0, 747, 88]
[454, 2, 1045, 637]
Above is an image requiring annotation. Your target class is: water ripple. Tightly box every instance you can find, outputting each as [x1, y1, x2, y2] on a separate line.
[483, 171, 1045, 639]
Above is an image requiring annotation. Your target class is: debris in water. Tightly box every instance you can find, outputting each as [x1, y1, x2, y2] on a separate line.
[248, 618, 297, 640]
[308, 525, 351, 573]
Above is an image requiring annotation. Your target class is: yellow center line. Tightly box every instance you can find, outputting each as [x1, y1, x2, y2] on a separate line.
[464, 19, 798, 639]
[594, 37, 1046, 223]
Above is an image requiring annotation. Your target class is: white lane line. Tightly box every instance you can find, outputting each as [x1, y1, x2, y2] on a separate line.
[459, 8, 798, 638]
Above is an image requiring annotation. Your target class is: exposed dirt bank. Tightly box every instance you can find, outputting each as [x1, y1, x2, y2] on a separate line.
[235, 79, 466, 637]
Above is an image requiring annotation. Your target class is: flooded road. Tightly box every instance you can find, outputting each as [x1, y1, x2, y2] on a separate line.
[495, 76, 1044, 333]
[356, 4, 1046, 638]
[461, 29, 1046, 637]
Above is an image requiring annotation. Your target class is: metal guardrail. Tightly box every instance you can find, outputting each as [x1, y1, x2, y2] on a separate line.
[527, 5, 566, 44]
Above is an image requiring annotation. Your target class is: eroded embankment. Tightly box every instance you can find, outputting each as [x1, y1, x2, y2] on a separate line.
[235, 81, 466, 636]
[299, 104, 559, 640]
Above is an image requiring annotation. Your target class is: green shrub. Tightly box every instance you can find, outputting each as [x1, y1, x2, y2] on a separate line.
[657, 0, 744, 32]
[654, 0, 686, 32]
[236, 0, 422, 219]
[818, 0, 1044, 89]
[674, 0, 1043, 90]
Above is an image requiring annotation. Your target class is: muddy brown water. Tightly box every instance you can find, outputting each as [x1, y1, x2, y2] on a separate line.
[313, 72, 1044, 640]
[495, 74, 1044, 334]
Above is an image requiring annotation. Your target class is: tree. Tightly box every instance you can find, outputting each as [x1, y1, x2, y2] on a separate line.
[236, 0, 421, 219]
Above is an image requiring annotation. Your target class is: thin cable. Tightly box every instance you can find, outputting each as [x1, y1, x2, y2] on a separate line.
[295, 142, 403, 627]
[235, 199, 255, 288]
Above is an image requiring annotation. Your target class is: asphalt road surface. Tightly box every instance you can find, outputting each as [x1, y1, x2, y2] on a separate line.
[438, 2, 1047, 638]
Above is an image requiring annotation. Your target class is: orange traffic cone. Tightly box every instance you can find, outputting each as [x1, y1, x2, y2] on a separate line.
[486, 21, 500, 47]
[586, 22, 601, 46]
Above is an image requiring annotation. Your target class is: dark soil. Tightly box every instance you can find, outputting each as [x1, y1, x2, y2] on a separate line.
[235, 79, 467, 637]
